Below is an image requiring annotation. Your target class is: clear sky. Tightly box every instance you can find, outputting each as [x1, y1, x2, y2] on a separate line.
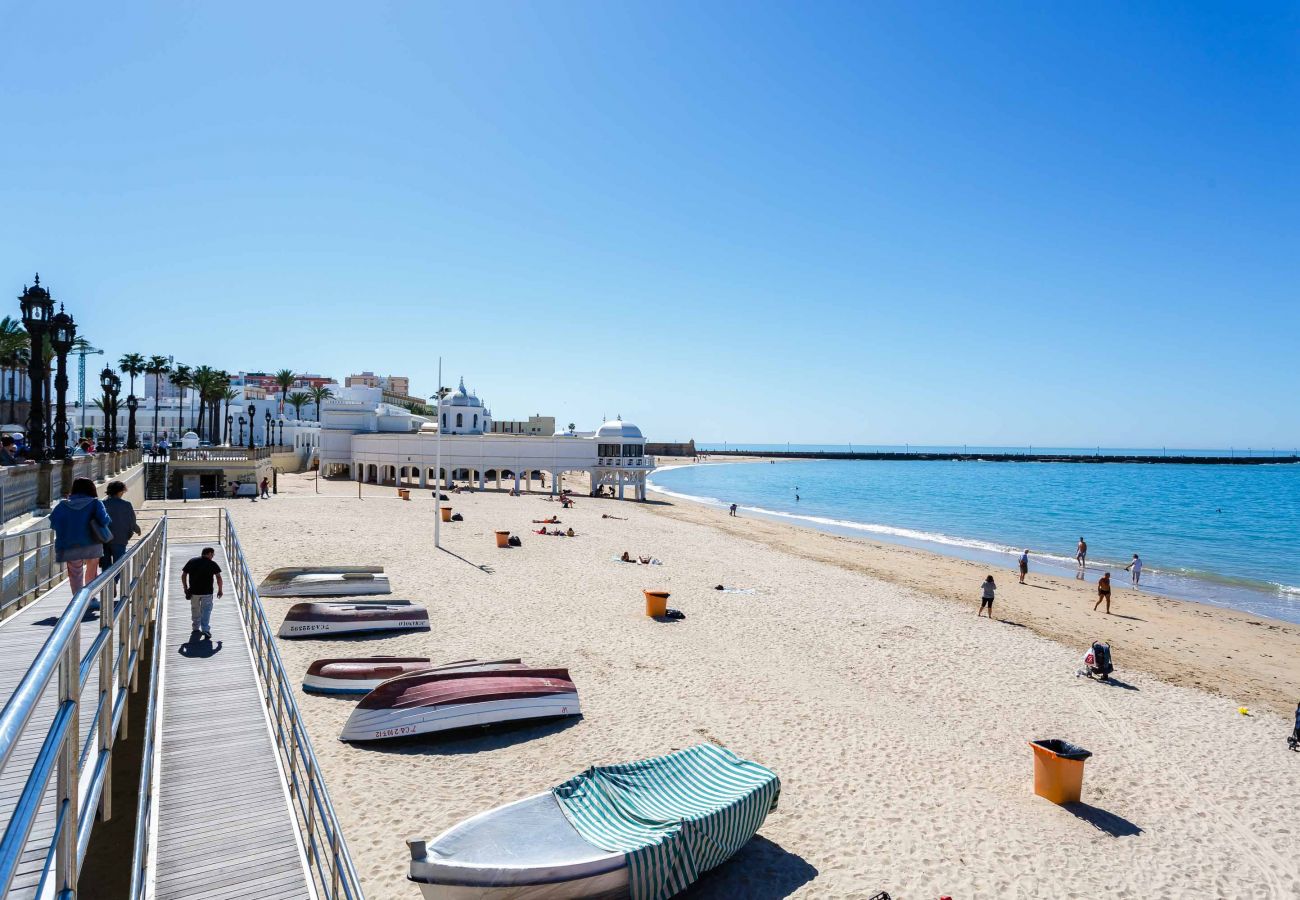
[1, 2, 1296, 447]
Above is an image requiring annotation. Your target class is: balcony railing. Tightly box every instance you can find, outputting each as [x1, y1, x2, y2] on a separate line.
[167, 447, 280, 463]
[597, 456, 654, 468]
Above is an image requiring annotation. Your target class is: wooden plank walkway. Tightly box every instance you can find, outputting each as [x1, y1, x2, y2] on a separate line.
[150, 543, 311, 900]
[0, 578, 103, 899]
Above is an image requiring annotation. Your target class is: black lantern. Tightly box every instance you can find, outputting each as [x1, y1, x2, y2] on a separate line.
[265, 410, 272, 448]
[99, 367, 121, 451]
[47, 304, 75, 460]
[277, 419, 284, 446]
[238, 415, 246, 445]
[225, 414, 233, 446]
[18, 275, 55, 460]
[126, 393, 139, 450]
[247, 403, 256, 450]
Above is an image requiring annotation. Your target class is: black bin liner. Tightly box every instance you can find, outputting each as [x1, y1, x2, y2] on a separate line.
[1031, 739, 1092, 761]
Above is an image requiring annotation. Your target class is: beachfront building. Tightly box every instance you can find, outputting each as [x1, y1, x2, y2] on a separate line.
[317, 379, 653, 499]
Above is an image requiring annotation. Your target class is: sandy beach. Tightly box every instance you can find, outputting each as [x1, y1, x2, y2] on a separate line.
[188, 472, 1300, 898]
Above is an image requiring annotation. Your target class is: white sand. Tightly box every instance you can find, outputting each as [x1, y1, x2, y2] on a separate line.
[209, 474, 1300, 898]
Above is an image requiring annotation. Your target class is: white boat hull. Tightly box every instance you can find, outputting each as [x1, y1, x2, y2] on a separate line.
[411, 868, 628, 899]
[341, 693, 580, 742]
[260, 572, 391, 597]
[278, 616, 428, 639]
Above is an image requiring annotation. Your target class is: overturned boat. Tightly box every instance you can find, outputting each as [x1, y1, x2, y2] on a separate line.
[258, 566, 391, 598]
[341, 667, 579, 742]
[278, 601, 429, 638]
[303, 657, 526, 695]
[407, 743, 780, 899]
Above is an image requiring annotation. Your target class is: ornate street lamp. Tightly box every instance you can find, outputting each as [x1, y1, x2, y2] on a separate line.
[238, 415, 246, 445]
[277, 419, 284, 446]
[126, 394, 139, 450]
[48, 304, 76, 460]
[18, 275, 54, 460]
[264, 410, 272, 448]
[99, 367, 121, 451]
[225, 414, 232, 446]
[246, 403, 256, 450]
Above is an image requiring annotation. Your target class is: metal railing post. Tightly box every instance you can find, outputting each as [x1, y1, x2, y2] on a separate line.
[97, 582, 114, 821]
[56, 637, 80, 896]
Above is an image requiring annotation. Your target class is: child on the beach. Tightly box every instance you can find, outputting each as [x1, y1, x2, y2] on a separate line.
[978, 575, 996, 618]
[1126, 554, 1143, 585]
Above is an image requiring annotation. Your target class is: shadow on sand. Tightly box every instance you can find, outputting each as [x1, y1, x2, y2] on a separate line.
[438, 546, 494, 574]
[681, 835, 818, 898]
[1063, 801, 1143, 837]
[355, 715, 583, 756]
[178, 633, 224, 658]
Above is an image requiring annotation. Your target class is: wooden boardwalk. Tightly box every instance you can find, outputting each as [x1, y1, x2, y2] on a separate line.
[149, 543, 311, 899]
[0, 579, 97, 900]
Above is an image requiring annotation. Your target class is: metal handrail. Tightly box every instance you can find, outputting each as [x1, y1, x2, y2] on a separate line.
[0, 517, 167, 899]
[220, 511, 364, 899]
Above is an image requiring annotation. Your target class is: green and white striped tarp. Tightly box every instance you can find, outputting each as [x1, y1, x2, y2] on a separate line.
[552, 743, 780, 900]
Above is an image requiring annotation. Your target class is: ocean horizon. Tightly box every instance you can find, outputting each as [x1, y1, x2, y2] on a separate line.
[649, 456, 1300, 625]
[695, 443, 1300, 458]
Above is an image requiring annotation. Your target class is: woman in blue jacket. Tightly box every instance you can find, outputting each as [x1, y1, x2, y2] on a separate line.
[49, 477, 112, 592]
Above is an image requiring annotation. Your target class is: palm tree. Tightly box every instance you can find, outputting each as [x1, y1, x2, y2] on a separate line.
[189, 365, 219, 442]
[286, 391, 311, 420]
[0, 317, 28, 424]
[119, 353, 145, 448]
[308, 384, 334, 420]
[222, 386, 238, 444]
[169, 363, 193, 433]
[144, 355, 171, 444]
[273, 369, 296, 416]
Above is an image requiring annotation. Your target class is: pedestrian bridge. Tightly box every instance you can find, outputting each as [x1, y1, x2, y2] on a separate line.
[0, 508, 363, 899]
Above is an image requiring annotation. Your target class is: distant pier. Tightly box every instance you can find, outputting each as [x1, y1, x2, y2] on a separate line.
[701, 450, 1300, 465]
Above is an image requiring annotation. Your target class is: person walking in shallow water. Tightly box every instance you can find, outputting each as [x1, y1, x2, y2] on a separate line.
[1018, 549, 1029, 584]
[1126, 553, 1143, 585]
[978, 575, 996, 618]
[1094, 572, 1112, 613]
[729, 503, 737, 517]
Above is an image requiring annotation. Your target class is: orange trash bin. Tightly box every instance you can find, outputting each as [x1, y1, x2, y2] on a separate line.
[440, 506, 453, 522]
[495, 531, 510, 548]
[1029, 739, 1092, 804]
[398, 488, 410, 500]
[643, 590, 670, 617]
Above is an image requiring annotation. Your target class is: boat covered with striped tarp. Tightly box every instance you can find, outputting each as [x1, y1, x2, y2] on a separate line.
[406, 743, 779, 899]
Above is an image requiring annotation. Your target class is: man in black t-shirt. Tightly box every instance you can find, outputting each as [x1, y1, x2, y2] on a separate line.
[181, 547, 224, 639]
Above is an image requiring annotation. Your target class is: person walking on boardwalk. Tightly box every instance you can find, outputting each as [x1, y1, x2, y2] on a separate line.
[978, 575, 996, 618]
[182, 547, 224, 639]
[1125, 553, 1142, 585]
[49, 477, 113, 593]
[1018, 549, 1030, 584]
[1094, 572, 1112, 614]
[101, 480, 142, 567]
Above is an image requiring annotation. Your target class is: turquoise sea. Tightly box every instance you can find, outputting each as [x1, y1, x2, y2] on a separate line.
[648, 456, 1300, 625]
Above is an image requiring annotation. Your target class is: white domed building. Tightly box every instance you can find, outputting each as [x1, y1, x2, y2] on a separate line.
[317, 379, 654, 500]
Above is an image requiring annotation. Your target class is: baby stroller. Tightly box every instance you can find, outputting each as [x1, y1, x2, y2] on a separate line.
[1077, 641, 1113, 681]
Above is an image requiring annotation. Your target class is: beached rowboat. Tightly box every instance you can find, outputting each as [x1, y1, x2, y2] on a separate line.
[258, 566, 391, 597]
[340, 667, 579, 742]
[277, 601, 430, 638]
[406, 743, 780, 900]
[303, 657, 526, 695]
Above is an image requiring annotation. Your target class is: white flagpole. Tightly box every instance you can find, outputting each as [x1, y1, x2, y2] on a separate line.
[434, 357, 442, 549]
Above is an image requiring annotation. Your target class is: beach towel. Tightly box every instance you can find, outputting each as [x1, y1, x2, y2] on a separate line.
[553, 743, 779, 900]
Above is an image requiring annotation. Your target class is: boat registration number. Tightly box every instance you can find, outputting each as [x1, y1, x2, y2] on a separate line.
[374, 726, 417, 739]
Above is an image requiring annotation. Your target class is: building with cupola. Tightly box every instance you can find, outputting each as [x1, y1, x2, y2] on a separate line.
[316, 378, 654, 499]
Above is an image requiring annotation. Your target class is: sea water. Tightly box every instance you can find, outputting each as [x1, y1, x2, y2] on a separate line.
[648, 458, 1300, 625]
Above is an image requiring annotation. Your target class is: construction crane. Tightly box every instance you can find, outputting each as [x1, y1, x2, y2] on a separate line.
[75, 341, 105, 441]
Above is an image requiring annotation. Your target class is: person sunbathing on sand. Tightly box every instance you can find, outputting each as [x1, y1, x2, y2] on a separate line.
[639, 556, 651, 564]
[621, 551, 632, 562]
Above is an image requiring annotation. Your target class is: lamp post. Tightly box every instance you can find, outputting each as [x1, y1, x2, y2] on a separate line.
[225, 414, 232, 446]
[126, 394, 139, 451]
[277, 419, 284, 446]
[100, 367, 120, 451]
[247, 404, 256, 451]
[264, 410, 271, 449]
[48, 304, 76, 460]
[237, 416, 246, 446]
[18, 275, 54, 461]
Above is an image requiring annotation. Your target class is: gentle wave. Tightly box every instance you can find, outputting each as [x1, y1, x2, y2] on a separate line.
[648, 477, 1300, 600]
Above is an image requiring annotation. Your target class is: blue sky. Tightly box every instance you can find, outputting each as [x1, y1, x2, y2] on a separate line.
[1, 2, 1296, 447]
